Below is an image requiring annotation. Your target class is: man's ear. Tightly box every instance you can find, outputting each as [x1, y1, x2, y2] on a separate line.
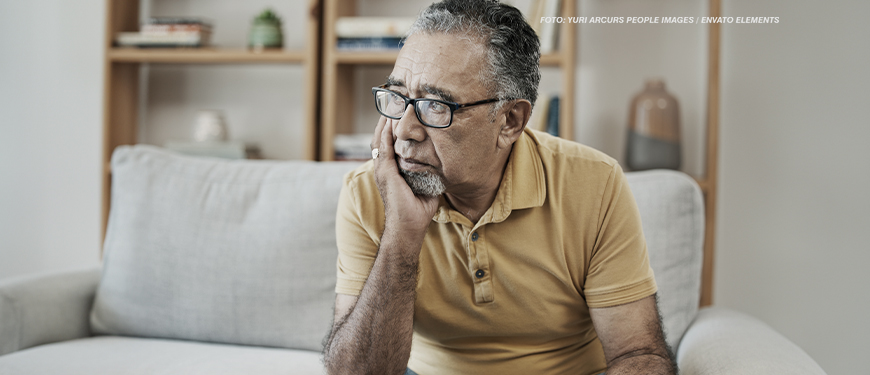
[497, 99, 533, 150]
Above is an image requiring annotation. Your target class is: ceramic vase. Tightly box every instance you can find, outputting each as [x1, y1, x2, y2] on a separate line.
[193, 110, 229, 142]
[626, 79, 682, 171]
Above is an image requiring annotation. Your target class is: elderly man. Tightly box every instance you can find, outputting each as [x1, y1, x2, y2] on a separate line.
[322, 1, 676, 374]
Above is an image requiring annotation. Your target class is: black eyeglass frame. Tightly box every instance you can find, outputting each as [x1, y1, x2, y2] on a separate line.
[371, 84, 515, 128]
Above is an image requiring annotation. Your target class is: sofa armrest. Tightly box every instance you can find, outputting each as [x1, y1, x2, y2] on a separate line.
[0, 266, 101, 356]
[677, 306, 826, 375]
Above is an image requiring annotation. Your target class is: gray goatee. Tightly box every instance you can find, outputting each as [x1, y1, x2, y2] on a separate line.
[398, 168, 446, 197]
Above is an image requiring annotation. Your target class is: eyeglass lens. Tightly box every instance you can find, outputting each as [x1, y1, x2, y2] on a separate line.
[374, 90, 452, 127]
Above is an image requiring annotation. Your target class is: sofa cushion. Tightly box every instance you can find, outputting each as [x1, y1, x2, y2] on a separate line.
[91, 145, 361, 351]
[626, 170, 705, 350]
[0, 336, 322, 375]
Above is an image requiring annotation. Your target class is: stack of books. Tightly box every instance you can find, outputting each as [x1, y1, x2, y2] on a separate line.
[116, 17, 213, 48]
[334, 133, 374, 161]
[335, 17, 415, 51]
[164, 141, 262, 160]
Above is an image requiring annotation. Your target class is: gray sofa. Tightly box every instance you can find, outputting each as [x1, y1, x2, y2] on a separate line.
[0, 145, 826, 374]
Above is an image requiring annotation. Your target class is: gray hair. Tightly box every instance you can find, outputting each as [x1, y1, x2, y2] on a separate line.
[406, 0, 541, 112]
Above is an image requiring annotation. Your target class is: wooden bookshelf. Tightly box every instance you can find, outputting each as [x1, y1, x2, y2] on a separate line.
[319, 0, 576, 161]
[101, 0, 321, 241]
[99, 0, 720, 308]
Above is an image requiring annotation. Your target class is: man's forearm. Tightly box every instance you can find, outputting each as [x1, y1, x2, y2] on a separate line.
[606, 352, 677, 375]
[323, 232, 421, 375]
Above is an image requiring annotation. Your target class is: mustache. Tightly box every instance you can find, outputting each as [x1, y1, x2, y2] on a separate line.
[394, 142, 428, 164]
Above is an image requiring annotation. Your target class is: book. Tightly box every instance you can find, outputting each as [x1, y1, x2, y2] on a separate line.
[539, 0, 562, 54]
[528, 93, 551, 132]
[115, 17, 213, 48]
[334, 133, 374, 161]
[115, 32, 210, 48]
[545, 96, 560, 137]
[336, 17, 415, 38]
[164, 141, 261, 160]
[337, 37, 403, 51]
[147, 17, 212, 26]
[141, 24, 212, 34]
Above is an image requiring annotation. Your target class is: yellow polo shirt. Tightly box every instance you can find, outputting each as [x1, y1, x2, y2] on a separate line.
[335, 128, 657, 375]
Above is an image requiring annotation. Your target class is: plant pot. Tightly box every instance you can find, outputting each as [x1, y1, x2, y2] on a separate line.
[249, 23, 283, 50]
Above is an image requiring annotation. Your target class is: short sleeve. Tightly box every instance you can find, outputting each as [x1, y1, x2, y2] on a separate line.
[334, 165, 384, 296]
[583, 164, 657, 308]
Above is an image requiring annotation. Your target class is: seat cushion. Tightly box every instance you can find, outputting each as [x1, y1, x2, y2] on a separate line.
[0, 336, 322, 375]
[626, 170, 705, 350]
[91, 145, 361, 351]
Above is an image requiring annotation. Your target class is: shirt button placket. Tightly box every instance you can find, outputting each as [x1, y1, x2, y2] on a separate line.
[470, 228, 494, 303]
[472, 232, 484, 281]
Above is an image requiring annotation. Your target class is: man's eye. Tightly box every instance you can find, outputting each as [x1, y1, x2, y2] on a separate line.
[423, 101, 447, 113]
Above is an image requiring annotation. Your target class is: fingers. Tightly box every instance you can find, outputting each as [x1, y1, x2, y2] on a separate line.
[371, 115, 387, 151]
[376, 117, 400, 178]
[379, 117, 395, 160]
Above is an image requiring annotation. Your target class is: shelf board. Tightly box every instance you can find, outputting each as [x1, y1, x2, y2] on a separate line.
[108, 48, 306, 64]
[333, 50, 563, 67]
[540, 53, 563, 66]
[334, 50, 400, 64]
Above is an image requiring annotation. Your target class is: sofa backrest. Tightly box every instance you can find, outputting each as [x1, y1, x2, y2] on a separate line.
[91, 145, 704, 353]
[626, 170, 705, 350]
[91, 145, 361, 351]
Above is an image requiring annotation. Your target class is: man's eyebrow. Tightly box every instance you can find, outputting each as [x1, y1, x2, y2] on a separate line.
[385, 76, 404, 87]
[422, 84, 456, 103]
[385, 77, 455, 102]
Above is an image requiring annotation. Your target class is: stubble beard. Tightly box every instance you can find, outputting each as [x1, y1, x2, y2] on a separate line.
[398, 168, 446, 197]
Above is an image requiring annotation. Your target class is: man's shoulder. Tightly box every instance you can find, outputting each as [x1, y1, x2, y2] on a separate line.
[344, 160, 375, 181]
[526, 129, 619, 173]
[342, 160, 381, 201]
[344, 160, 375, 185]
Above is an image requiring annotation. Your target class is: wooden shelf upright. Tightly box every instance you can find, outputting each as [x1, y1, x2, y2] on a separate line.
[700, 0, 722, 307]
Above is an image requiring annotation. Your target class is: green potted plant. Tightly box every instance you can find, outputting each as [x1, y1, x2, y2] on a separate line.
[249, 9, 283, 50]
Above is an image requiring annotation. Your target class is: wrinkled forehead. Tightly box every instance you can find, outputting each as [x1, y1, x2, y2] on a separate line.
[388, 33, 490, 102]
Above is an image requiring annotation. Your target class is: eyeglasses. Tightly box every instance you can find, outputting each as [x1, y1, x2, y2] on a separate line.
[371, 85, 513, 128]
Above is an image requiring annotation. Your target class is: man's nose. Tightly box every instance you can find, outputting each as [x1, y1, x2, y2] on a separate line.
[393, 103, 427, 143]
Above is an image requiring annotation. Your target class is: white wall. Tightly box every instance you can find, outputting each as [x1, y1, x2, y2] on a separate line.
[714, 1, 870, 374]
[0, 0, 104, 278]
[576, 0, 708, 178]
[2, 0, 868, 373]
[141, 0, 310, 160]
[574, 1, 869, 374]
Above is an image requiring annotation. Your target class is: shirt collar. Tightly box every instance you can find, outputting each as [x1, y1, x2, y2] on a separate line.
[433, 127, 547, 225]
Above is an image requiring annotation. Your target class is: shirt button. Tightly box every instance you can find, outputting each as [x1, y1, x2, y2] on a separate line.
[471, 232, 479, 242]
[475, 269, 485, 279]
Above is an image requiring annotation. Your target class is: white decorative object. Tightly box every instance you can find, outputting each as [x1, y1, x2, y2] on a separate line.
[193, 110, 229, 142]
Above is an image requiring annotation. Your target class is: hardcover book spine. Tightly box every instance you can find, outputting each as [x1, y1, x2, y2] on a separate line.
[336, 37, 403, 51]
[147, 17, 212, 26]
[141, 24, 212, 34]
[335, 17, 415, 38]
[546, 96, 560, 137]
